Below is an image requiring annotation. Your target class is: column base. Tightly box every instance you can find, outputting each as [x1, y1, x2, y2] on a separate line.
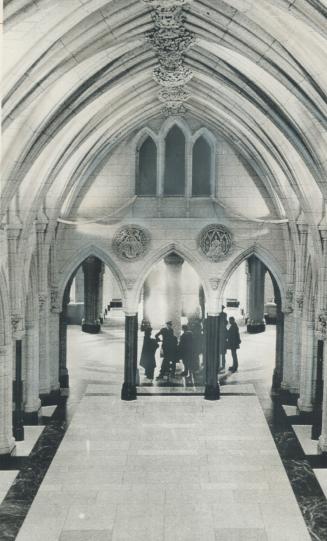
[311, 414, 322, 440]
[318, 435, 327, 454]
[271, 369, 282, 393]
[297, 398, 313, 413]
[13, 426, 24, 441]
[23, 411, 40, 425]
[82, 323, 101, 334]
[204, 384, 220, 401]
[59, 371, 69, 389]
[0, 437, 16, 459]
[247, 323, 266, 334]
[121, 383, 137, 401]
[40, 389, 61, 406]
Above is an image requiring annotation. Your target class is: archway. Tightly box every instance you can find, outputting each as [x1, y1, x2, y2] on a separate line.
[219, 253, 283, 394]
[59, 255, 125, 407]
[136, 252, 206, 388]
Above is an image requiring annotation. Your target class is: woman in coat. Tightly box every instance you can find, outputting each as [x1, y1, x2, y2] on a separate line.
[140, 327, 159, 380]
[226, 316, 241, 373]
[179, 325, 196, 378]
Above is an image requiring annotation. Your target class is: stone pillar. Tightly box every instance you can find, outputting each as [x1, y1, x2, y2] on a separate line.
[13, 339, 24, 441]
[49, 309, 60, 392]
[281, 287, 294, 391]
[298, 317, 315, 413]
[97, 263, 105, 324]
[24, 322, 41, 421]
[312, 340, 324, 440]
[59, 283, 71, 389]
[0, 345, 15, 456]
[247, 256, 266, 334]
[291, 222, 309, 393]
[272, 309, 284, 394]
[121, 313, 138, 401]
[204, 315, 220, 400]
[164, 253, 184, 337]
[75, 267, 84, 302]
[82, 256, 102, 334]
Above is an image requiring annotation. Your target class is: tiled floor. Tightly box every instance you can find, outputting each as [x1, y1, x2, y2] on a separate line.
[1, 318, 326, 539]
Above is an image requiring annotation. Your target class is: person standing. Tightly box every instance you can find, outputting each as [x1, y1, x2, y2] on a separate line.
[218, 308, 228, 373]
[139, 327, 159, 381]
[155, 321, 178, 379]
[179, 324, 196, 378]
[227, 316, 241, 373]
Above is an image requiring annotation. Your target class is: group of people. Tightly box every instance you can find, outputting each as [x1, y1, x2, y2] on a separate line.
[140, 309, 241, 382]
[140, 320, 201, 381]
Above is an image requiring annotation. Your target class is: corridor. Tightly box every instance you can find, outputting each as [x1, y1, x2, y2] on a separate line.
[1, 316, 322, 541]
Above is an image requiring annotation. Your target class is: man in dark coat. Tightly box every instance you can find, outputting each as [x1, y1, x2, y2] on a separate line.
[140, 327, 159, 381]
[218, 307, 228, 373]
[227, 316, 241, 372]
[155, 321, 178, 379]
[179, 325, 196, 378]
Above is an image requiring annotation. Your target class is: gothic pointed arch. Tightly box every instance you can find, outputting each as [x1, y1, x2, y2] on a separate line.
[164, 125, 186, 196]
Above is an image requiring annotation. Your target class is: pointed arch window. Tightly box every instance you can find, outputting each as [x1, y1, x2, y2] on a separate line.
[136, 136, 157, 196]
[164, 125, 186, 195]
[192, 136, 211, 196]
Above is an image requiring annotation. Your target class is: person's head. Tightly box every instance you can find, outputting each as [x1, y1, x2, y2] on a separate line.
[182, 324, 188, 332]
[229, 316, 235, 324]
[166, 321, 173, 329]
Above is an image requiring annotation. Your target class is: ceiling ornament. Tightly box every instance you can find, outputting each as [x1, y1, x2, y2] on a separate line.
[198, 225, 233, 262]
[143, 1, 195, 116]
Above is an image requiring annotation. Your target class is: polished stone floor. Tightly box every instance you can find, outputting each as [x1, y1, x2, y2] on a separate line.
[1, 314, 327, 540]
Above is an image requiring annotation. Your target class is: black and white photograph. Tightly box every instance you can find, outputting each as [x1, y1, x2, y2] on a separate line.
[0, 0, 327, 539]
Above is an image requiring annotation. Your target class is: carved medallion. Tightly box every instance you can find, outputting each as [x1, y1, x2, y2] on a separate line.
[113, 226, 150, 261]
[199, 225, 232, 262]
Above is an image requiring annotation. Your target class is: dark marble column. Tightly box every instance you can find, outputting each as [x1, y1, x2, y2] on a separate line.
[247, 256, 266, 334]
[312, 340, 324, 440]
[82, 256, 102, 334]
[59, 310, 69, 388]
[272, 309, 284, 393]
[13, 340, 24, 441]
[121, 314, 138, 401]
[204, 316, 220, 400]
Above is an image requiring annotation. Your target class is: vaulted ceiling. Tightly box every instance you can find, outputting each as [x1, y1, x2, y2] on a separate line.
[2, 0, 326, 242]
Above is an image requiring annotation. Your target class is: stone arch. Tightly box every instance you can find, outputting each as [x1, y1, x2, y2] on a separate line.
[132, 242, 210, 312]
[58, 244, 126, 310]
[134, 128, 158, 197]
[218, 244, 286, 311]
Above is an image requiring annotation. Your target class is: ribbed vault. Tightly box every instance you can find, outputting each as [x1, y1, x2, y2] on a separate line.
[2, 0, 326, 265]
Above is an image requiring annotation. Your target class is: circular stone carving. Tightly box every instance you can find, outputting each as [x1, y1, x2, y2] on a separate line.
[198, 225, 232, 261]
[113, 225, 149, 261]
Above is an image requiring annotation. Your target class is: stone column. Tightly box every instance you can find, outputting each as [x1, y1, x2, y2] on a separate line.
[82, 256, 102, 334]
[291, 222, 309, 393]
[13, 339, 24, 441]
[97, 263, 105, 324]
[272, 308, 284, 394]
[24, 321, 41, 422]
[204, 315, 220, 400]
[121, 313, 138, 401]
[312, 340, 324, 440]
[298, 316, 315, 413]
[0, 345, 15, 456]
[247, 256, 266, 333]
[49, 308, 60, 392]
[164, 253, 184, 337]
[75, 267, 84, 302]
[59, 283, 71, 389]
[281, 287, 294, 391]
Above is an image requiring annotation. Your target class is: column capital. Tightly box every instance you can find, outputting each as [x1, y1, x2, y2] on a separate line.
[11, 315, 25, 340]
[297, 223, 309, 235]
[315, 311, 327, 340]
[319, 226, 327, 242]
[6, 223, 22, 240]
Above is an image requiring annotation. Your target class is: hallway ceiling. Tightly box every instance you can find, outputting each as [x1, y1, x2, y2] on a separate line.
[2, 0, 326, 238]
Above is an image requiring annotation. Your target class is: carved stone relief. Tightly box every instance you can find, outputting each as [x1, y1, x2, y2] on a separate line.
[113, 225, 150, 261]
[199, 225, 232, 262]
[143, 1, 195, 115]
[316, 311, 327, 340]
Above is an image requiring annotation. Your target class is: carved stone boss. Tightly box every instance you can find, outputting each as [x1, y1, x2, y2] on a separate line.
[199, 225, 232, 262]
[143, 1, 195, 116]
[113, 226, 150, 261]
